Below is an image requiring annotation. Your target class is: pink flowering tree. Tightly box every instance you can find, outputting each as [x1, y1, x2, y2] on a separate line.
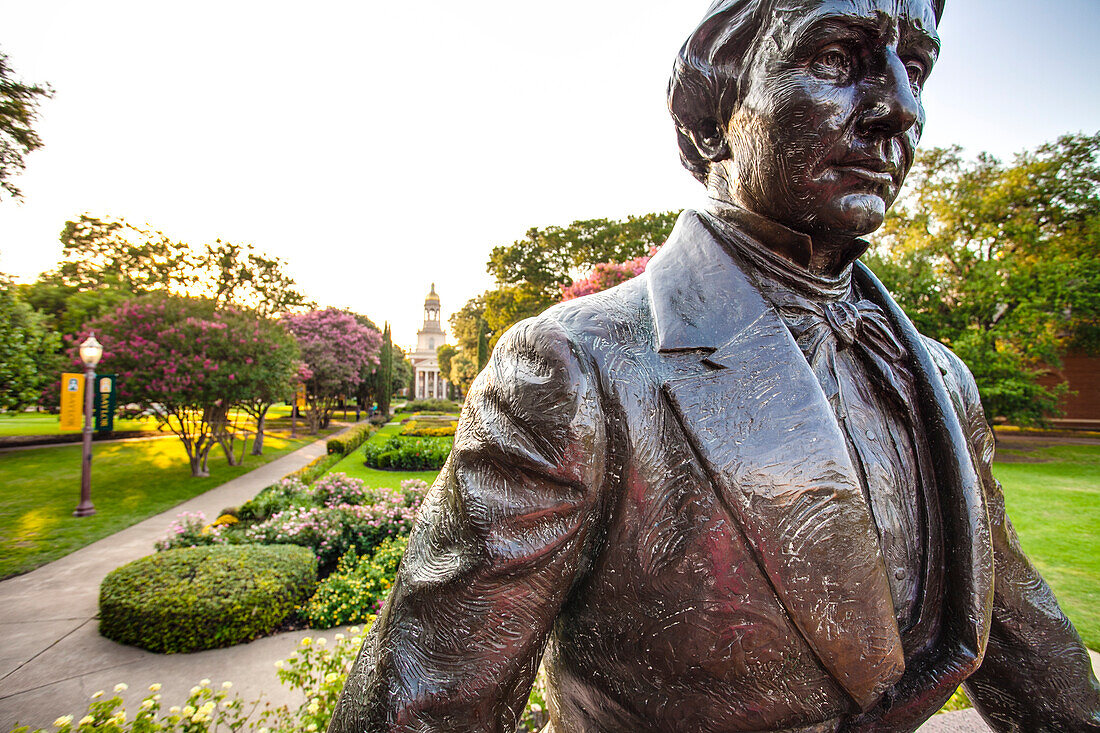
[283, 309, 382, 434]
[560, 248, 657, 301]
[81, 296, 299, 476]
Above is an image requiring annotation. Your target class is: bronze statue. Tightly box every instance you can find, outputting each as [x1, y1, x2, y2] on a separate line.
[330, 0, 1100, 730]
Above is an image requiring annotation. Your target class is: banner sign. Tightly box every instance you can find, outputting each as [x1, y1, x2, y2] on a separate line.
[60, 373, 85, 432]
[295, 388, 307, 409]
[94, 374, 117, 433]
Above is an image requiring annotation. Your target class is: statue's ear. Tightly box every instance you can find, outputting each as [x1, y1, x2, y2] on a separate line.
[690, 118, 730, 163]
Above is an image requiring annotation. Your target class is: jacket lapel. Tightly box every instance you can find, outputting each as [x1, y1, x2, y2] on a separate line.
[845, 265, 993, 730]
[648, 212, 905, 711]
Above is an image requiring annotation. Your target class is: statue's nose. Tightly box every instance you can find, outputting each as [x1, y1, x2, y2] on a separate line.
[857, 51, 920, 137]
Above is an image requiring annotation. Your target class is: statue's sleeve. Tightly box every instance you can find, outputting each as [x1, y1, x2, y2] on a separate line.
[935, 345, 1100, 731]
[328, 315, 606, 733]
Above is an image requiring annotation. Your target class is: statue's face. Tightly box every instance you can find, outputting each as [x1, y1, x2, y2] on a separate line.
[721, 0, 939, 238]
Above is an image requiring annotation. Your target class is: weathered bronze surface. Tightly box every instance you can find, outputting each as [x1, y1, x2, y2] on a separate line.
[329, 1, 1100, 731]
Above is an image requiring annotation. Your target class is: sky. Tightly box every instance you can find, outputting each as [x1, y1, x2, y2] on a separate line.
[1, 0, 1097, 350]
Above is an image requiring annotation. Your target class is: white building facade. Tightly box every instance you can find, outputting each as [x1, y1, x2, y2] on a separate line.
[409, 284, 449, 400]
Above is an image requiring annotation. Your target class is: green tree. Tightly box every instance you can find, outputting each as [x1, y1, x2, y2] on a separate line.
[476, 212, 681, 351]
[436, 344, 457, 400]
[195, 239, 311, 316]
[476, 321, 489, 371]
[866, 133, 1100, 425]
[0, 51, 52, 201]
[375, 323, 394, 417]
[0, 276, 60, 411]
[449, 351, 478, 398]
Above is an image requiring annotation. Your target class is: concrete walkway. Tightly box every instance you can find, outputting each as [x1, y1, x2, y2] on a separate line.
[2, 433, 1096, 731]
[0, 439, 328, 730]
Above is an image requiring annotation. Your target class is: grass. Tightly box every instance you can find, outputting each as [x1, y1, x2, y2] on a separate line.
[993, 443, 1100, 649]
[0, 411, 156, 436]
[324, 421, 442, 489]
[0, 431, 322, 579]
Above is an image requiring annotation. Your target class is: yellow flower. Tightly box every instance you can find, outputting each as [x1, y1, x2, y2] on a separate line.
[200, 678, 211, 686]
[189, 686, 201, 695]
[169, 706, 181, 714]
[53, 716, 73, 728]
[114, 683, 128, 692]
[91, 691, 104, 699]
[149, 683, 162, 692]
[141, 699, 154, 709]
[221, 680, 233, 689]
[77, 716, 93, 727]
[214, 514, 239, 526]
[300, 637, 312, 646]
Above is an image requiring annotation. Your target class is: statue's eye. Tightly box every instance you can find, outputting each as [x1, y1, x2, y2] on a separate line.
[812, 45, 853, 81]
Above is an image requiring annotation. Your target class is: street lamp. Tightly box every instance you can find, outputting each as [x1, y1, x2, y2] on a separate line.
[74, 333, 103, 517]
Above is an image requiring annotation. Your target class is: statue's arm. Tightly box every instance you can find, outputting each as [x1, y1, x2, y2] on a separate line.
[931, 342, 1100, 731]
[328, 315, 606, 733]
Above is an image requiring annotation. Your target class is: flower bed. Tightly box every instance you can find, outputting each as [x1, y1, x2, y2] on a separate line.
[399, 419, 457, 438]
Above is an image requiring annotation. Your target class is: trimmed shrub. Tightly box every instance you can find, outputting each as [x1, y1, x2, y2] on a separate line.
[302, 535, 409, 628]
[363, 436, 452, 470]
[395, 398, 459, 414]
[99, 545, 317, 653]
[327, 423, 377, 455]
[400, 419, 457, 437]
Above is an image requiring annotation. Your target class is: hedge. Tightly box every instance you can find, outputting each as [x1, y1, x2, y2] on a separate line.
[327, 423, 377, 456]
[400, 419, 457, 437]
[363, 436, 453, 470]
[395, 398, 460, 414]
[99, 545, 317, 653]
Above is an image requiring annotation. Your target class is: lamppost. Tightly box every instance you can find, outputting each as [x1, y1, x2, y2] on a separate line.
[74, 333, 103, 517]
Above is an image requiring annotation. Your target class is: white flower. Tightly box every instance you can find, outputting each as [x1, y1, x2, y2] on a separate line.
[199, 701, 216, 715]
[200, 678, 211, 686]
[90, 691, 104, 699]
[274, 660, 285, 669]
[153, 694, 161, 701]
[258, 729, 270, 733]
[141, 699, 154, 709]
[324, 672, 339, 683]
[349, 626, 360, 634]
[182, 705, 196, 716]
[334, 633, 345, 641]
[114, 683, 128, 692]
[190, 686, 201, 695]
[222, 681, 233, 689]
[149, 683, 162, 692]
[53, 716, 73, 727]
[169, 706, 181, 714]
[306, 725, 318, 732]
[316, 637, 327, 647]
[77, 716, 93, 727]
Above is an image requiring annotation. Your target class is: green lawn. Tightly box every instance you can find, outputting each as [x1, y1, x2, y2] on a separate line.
[994, 444, 1100, 649]
[0, 432, 319, 579]
[324, 421, 442, 489]
[0, 411, 156, 436]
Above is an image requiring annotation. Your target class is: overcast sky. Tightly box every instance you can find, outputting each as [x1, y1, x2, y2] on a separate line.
[1, 0, 1097, 349]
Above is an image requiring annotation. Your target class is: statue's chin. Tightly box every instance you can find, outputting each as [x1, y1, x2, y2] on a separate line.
[821, 193, 887, 237]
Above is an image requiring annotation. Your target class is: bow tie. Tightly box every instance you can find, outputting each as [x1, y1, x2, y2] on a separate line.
[777, 297, 911, 416]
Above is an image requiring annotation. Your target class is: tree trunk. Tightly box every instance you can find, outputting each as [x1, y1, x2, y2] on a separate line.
[251, 406, 268, 455]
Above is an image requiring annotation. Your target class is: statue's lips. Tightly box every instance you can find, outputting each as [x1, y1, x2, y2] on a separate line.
[831, 162, 897, 186]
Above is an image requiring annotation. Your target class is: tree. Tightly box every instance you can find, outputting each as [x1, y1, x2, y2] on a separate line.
[391, 347, 413, 400]
[476, 212, 681, 351]
[448, 351, 478, 398]
[476, 321, 489, 371]
[84, 297, 294, 476]
[375, 323, 394, 417]
[231, 317, 300, 456]
[194, 239, 311, 316]
[283, 309, 382, 433]
[0, 51, 52, 201]
[866, 133, 1100, 424]
[436, 344, 457, 400]
[449, 294, 488, 353]
[561, 249, 657, 301]
[0, 276, 60, 411]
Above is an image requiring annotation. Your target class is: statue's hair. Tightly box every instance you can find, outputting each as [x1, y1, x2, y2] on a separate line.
[668, 0, 946, 184]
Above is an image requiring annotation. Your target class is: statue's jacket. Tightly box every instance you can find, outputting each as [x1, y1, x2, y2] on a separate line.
[329, 211, 1100, 733]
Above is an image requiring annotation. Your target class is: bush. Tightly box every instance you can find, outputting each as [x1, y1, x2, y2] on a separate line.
[99, 545, 317, 653]
[302, 536, 408, 628]
[363, 436, 453, 470]
[237, 478, 312, 523]
[368, 413, 389, 426]
[287, 453, 343, 484]
[400, 419, 457, 437]
[326, 423, 377, 455]
[396, 398, 459, 413]
[244, 477, 425, 572]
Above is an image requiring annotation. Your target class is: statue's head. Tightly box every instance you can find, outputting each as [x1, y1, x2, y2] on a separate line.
[669, 0, 943, 239]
